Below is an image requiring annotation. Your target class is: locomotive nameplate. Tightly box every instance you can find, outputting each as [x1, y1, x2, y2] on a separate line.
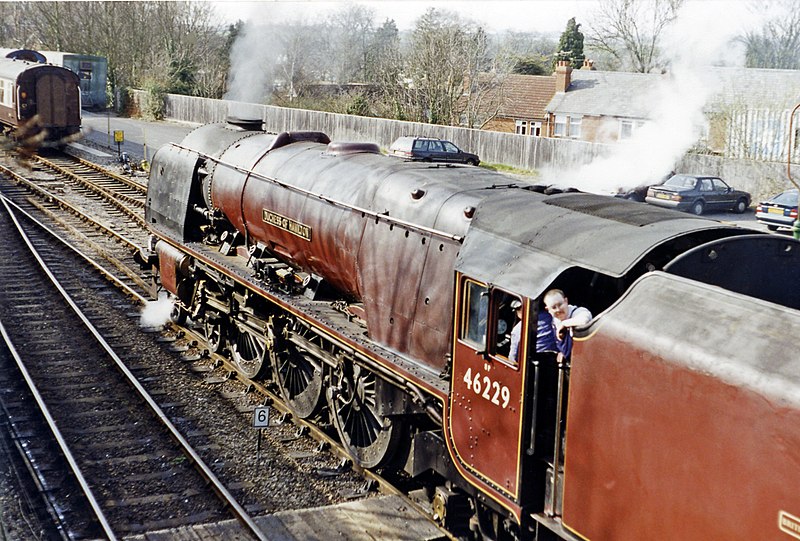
[780, 510, 800, 540]
[262, 209, 312, 241]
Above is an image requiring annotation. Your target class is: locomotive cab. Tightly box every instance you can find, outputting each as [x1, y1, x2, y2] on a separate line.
[445, 190, 765, 538]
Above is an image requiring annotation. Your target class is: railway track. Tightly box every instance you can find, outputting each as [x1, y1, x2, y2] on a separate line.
[0, 149, 451, 539]
[0, 196, 269, 539]
[0, 151, 149, 251]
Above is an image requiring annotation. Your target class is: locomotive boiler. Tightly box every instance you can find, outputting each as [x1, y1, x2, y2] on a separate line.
[144, 119, 800, 540]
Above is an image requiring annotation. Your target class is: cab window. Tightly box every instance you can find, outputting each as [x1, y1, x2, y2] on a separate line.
[461, 280, 488, 349]
[490, 289, 521, 366]
[459, 279, 522, 367]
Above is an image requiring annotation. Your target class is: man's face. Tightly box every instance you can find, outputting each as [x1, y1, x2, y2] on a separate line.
[545, 294, 569, 320]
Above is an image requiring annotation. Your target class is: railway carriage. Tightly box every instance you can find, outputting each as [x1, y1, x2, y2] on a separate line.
[143, 119, 800, 540]
[0, 56, 81, 143]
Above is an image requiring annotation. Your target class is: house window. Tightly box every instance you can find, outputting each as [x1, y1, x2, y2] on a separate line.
[619, 119, 645, 140]
[569, 116, 582, 139]
[554, 115, 567, 137]
[531, 122, 542, 137]
[515, 120, 528, 135]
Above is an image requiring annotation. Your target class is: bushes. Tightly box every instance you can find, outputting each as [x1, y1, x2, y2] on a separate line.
[136, 80, 166, 121]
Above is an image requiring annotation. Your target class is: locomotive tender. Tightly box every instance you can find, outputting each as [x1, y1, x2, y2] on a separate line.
[144, 119, 800, 540]
[0, 56, 81, 143]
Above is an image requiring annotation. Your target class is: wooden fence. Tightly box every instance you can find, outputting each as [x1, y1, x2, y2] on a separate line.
[130, 90, 796, 202]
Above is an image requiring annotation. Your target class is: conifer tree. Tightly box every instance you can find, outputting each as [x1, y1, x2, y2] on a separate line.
[554, 17, 585, 69]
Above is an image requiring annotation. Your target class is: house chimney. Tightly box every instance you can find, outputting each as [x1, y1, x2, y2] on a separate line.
[555, 60, 572, 92]
[581, 59, 596, 70]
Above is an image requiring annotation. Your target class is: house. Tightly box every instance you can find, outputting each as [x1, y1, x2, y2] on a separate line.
[479, 73, 556, 136]
[544, 60, 668, 143]
[541, 59, 800, 162]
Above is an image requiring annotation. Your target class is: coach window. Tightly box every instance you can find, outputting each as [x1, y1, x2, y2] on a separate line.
[461, 280, 489, 350]
[0, 81, 8, 107]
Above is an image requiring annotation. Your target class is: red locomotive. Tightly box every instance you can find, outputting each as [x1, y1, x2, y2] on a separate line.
[143, 118, 800, 540]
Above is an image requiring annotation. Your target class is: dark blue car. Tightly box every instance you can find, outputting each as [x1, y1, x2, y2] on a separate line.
[755, 189, 798, 231]
[645, 174, 750, 215]
[388, 136, 480, 166]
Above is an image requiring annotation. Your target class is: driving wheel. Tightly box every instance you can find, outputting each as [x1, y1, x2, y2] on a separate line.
[204, 315, 225, 353]
[229, 322, 268, 379]
[269, 321, 325, 419]
[327, 361, 402, 468]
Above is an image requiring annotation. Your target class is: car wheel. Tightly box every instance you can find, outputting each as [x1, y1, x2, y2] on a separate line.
[734, 198, 748, 214]
[767, 224, 779, 231]
[625, 193, 645, 202]
[466, 158, 478, 166]
[691, 200, 705, 216]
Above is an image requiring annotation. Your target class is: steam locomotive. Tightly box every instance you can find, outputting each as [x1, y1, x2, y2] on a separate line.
[0, 56, 81, 143]
[143, 119, 800, 540]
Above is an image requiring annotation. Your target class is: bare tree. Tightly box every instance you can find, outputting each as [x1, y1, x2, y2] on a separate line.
[10, 1, 230, 103]
[405, 8, 491, 125]
[494, 30, 557, 75]
[741, 0, 800, 69]
[586, 0, 685, 73]
[329, 4, 376, 83]
[275, 22, 328, 102]
[368, 19, 407, 118]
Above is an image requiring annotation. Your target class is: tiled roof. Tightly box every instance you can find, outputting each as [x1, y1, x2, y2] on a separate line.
[495, 74, 556, 119]
[546, 70, 666, 119]
[544, 66, 800, 119]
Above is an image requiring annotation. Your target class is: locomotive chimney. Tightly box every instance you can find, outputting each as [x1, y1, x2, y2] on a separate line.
[555, 60, 573, 93]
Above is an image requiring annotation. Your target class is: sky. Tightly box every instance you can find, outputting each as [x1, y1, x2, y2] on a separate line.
[210, 0, 757, 35]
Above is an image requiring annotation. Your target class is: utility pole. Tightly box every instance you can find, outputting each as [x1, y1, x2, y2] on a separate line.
[787, 102, 800, 240]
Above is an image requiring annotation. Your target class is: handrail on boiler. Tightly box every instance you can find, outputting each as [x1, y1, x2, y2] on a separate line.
[170, 142, 465, 244]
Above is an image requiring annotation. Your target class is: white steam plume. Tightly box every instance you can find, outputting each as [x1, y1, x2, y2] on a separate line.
[539, 1, 758, 195]
[139, 294, 174, 329]
[225, 18, 278, 106]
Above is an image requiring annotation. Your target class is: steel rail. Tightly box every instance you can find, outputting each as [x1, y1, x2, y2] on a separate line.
[69, 155, 148, 194]
[174, 321, 457, 541]
[0, 197, 119, 540]
[0, 196, 270, 541]
[0, 163, 143, 252]
[35, 154, 146, 209]
[0, 322, 118, 539]
[0, 193, 145, 303]
[171, 142, 466, 243]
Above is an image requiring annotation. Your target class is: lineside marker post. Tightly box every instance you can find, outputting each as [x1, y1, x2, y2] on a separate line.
[114, 130, 124, 158]
[253, 405, 270, 461]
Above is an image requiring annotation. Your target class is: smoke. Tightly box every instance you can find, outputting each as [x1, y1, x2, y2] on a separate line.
[224, 2, 316, 109]
[538, 1, 759, 195]
[139, 294, 174, 329]
[225, 19, 279, 105]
